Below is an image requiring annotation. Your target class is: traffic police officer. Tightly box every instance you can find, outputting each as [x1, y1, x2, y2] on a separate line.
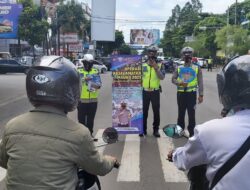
[77, 54, 101, 136]
[172, 46, 204, 137]
[168, 55, 250, 190]
[140, 46, 165, 137]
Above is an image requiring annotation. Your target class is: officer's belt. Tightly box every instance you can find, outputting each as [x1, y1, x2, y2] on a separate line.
[143, 88, 159, 92]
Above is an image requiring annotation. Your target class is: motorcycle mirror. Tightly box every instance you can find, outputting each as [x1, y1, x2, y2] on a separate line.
[162, 124, 186, 139]
[102, 127, 118, 144]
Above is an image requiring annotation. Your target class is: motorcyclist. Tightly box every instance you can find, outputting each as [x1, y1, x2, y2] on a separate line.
[0, 56, 118, 190]
[168, 55, 250, 189]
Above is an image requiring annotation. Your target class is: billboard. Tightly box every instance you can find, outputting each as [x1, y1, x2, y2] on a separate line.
[130, 29, 160, 45]
[0, 3, 23, 39]
[60, 33, 79, 43]
[91, 0, 116, 41]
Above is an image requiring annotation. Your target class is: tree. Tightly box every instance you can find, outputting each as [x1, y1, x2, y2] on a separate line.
[215, 25, 250, 57]
[193, 16, 226, 58]
[97, 30, 125, 56]
[50, 0, 87, 56]
[18, 4, 49, 56]
[161, 0, 202, 57]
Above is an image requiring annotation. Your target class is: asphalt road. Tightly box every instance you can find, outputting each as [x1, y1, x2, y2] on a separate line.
[0, 68, 223, 190]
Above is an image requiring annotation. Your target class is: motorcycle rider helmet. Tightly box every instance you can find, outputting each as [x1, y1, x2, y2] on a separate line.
[217, 55, 250, 111]
[147, 45, 159, 53]
[147, 46, 158, 60]
[181, 46, 194, 62]
[82, 54, 94, 71]
[26, 56, 80, 112]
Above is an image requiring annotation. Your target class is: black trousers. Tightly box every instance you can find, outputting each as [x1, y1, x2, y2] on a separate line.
[177, 91, 196, 137]
[207, 64, 212, 71]
[77, 102, 98, 135]
[143, 90, 160, 133]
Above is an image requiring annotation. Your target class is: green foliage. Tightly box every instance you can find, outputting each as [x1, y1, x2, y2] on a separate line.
[161, 0, 202, 57]
[215, 25, 250, 57]
[56, 0, 86, 37]
[118, 44, 131, 55]
[97, 30, 125, 56]
[18, 6, 49, 46]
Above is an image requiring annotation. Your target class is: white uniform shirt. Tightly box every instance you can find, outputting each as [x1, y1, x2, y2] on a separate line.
[173, 109, 250, 190]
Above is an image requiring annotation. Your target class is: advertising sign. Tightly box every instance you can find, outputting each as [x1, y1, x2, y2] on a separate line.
[68, 43, 82, 52]
[0, 3, 23, 39]
[60, 33, 79, 43]
[130, 29, 160, 45]
[111, 55, 143, 134]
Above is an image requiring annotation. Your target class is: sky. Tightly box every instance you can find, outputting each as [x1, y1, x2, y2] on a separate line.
[83, 0, 244, 43]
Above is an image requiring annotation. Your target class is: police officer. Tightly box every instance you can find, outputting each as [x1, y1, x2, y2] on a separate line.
[207, 57, 213, 72]
[0, 56, 118, 189]
[172, 47, 204, 137]
[140, 46, 165, 137]
[168, 55, 250, 190]
[77, 54, 101, 136]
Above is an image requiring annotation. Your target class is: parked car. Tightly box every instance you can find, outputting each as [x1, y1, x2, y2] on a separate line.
[196, 58, 207, 68]
[162, 59, 175, 73]
[0, 59, 30, 74]
[73, 59, 107, 73]
[20, 56, 34, 66]
[98, 57, 112, 71]
[0, 52, 12, 59]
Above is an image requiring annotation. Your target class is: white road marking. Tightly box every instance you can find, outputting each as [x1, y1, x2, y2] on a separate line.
[0, 95, 26, 107]
[117, 134, 140, 182]
[94, 129, 105, 155]
[158, 130, 188, 182]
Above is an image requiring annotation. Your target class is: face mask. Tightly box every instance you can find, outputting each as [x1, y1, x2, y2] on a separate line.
[184, 55, 192, 63]
[83, 62, 93, 71]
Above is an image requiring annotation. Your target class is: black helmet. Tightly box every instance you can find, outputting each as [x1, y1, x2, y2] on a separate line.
[181, 47, 194, 56]
[217, 55, 250, 111]
[147, 45, 158, 53]
[26, 56, 80, 112]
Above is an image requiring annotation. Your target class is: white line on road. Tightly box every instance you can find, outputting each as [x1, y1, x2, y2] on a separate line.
[158, 130, 188, 182]
[117, 134, 140, 182]
[0, 95, 26, 107]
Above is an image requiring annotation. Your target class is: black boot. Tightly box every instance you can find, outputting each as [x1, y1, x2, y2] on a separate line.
[153, 129, 160, 138]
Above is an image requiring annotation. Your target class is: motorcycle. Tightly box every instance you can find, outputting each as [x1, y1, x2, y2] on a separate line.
[76, 127, 120, 190]
[163, 124, 209, 190]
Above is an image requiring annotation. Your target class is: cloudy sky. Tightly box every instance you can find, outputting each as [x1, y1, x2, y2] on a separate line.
[84, 0, 244, 42]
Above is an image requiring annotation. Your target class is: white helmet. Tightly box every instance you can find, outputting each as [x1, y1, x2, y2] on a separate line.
[83, 54, 94, 61]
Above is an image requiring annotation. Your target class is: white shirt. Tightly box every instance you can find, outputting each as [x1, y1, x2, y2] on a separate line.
[173, 109, 250, 190]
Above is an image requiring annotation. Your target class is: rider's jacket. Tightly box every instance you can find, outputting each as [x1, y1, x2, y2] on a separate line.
[172, 109, 250, 190]
[0, 105, 115, 190]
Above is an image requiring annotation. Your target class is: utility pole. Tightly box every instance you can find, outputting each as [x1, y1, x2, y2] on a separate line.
[235, 0, 238, 25]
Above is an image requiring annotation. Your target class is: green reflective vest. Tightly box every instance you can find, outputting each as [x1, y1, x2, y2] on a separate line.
[78, 68, 100, 99]
[142, 62, 162, 89]
[177, 65, 198, 92]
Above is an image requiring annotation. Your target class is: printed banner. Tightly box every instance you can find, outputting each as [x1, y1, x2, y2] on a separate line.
[0, 3, 23, 39]
[111, 55, 143, 134]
